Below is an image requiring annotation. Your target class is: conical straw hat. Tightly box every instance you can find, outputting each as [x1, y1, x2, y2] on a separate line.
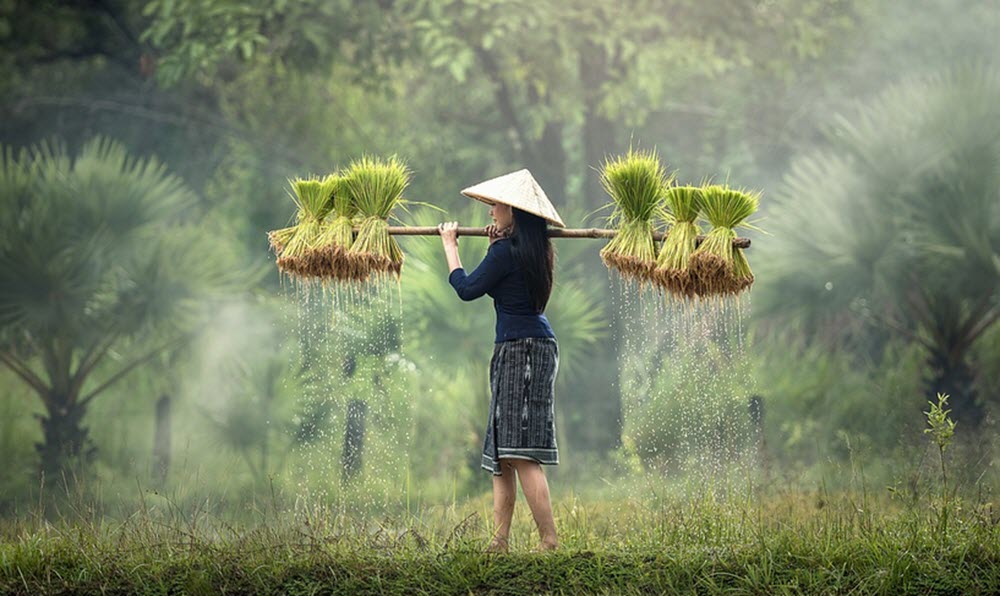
[461, 169, 566, 228]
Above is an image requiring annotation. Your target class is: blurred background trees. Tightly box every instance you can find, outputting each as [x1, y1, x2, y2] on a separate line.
[0, 0, 998, 510]
[0, 138, 247, 478]
[758, 66, 1000, 430]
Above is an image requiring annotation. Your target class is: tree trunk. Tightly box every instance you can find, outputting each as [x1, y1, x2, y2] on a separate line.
[532, 121, 567, 206]
[153, 394, 171, 485]
[581, 40, 618, 212]
[579, 39, 623, 452]
[341, 399, 368, 485]
[36, 396, 94, 478]
[582, 112, 616, 211]
[340, 353, 365, 484]
[749, 395, 770, 482]
[926, 349, 982, 431]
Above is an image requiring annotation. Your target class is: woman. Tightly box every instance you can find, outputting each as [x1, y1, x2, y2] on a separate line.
[437, 169, 565, 553]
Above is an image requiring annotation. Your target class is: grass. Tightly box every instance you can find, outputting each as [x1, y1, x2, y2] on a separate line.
[0, 392, 992, 593]
[2, 489, 997, 594]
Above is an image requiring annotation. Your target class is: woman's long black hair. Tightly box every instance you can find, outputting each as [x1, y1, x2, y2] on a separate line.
[509, 207, 554, 312]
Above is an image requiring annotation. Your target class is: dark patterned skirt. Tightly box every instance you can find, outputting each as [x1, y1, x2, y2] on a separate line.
[482, 337, 559, 475]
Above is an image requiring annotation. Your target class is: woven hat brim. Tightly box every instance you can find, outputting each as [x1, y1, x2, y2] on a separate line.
[461, 169, 566, 228]
[462, 189, 566, 228]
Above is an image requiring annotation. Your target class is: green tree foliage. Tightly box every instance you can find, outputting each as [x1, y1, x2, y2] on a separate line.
[0, 0, 146, 75]
[407, 0, 857, 196]
[5, 0, 996, 499]
[134, 0, 869, 459]
[0, 137, 246, 475]
[758, 65, 1000, 429]
[140, 0, 408, 87]
[138, 0, 865, 204]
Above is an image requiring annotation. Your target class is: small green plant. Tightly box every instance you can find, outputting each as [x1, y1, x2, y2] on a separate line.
[924, 392, 956, 452]
[924, 392, 957, 537]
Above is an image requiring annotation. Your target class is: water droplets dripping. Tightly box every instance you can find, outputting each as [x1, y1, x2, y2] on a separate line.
[284, 276, 412, 520]
[614, 279, 757, 504]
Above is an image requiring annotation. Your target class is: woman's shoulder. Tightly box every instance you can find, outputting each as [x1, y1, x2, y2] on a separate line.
[489, 237, 513, 253]
[486, 238, 515, 273]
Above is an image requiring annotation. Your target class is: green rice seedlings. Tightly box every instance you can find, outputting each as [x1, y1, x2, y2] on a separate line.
[275, 176, 334, 279]
[267, 226, 296, 255]
[653, 185, 702, 298]
[689, 184, 759, 296]
[598, 147, 673, 286]
[306, 174, 362, 281]
[342, 155, 412, 280]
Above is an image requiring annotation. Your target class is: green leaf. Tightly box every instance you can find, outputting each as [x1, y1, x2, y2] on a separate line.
[239, 40, 254, 60]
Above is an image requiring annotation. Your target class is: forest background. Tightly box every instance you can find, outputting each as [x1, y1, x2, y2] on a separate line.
[1, 0, 998, 514]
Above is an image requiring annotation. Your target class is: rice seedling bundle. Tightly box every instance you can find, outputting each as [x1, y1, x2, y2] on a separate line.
[275, 176, 335, 278]
[689, 185, 759, 296]
[342, 155, 412, 280]
[653, 185, 702, 298]
[267, 226, 295, 254]
[307, 174, 364, 281]
[598, 148, 672, 285]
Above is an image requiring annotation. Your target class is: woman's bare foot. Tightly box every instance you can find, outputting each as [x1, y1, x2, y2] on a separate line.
[484, 537, 509, 554]
[533, 539, 558, 552]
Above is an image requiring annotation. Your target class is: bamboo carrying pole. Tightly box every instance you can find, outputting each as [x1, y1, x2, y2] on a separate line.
[382, 226, 751, 248]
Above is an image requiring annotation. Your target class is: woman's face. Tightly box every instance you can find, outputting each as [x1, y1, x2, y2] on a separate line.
[489, 202, 513, 230]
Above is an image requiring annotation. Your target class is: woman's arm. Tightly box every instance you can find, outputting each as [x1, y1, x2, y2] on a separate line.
[439, 221, 463, 274]
[439, 221, 507, 272]
[439, 221, 510, 301]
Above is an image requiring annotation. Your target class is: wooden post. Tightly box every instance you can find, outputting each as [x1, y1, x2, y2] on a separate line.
[340, 354, 366, 485]
[153, 394, 171, 485]
[341, 399, 368, 484]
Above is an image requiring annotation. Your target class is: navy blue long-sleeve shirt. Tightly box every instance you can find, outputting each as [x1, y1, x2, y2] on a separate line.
[448, 238, 556, 343]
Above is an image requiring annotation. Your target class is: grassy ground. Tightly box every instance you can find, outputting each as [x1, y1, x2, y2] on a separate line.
[1, 488, 997, 595]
